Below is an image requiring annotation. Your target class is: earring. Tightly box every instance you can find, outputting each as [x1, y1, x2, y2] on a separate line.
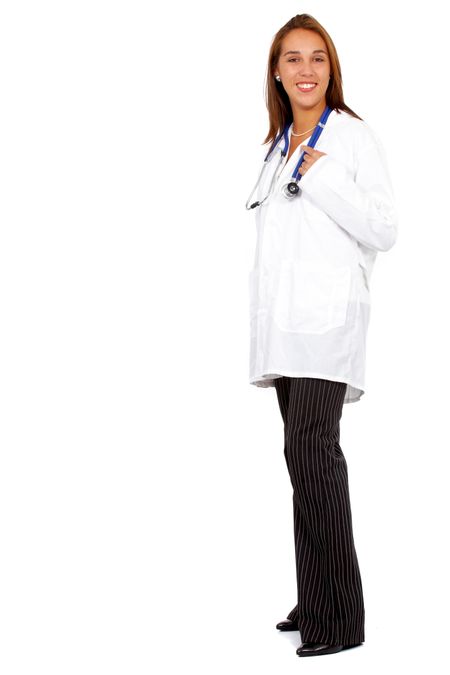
[275, 75, 281, 81]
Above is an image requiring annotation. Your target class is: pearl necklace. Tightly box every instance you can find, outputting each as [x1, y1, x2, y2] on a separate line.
[291, 123, 316, 138]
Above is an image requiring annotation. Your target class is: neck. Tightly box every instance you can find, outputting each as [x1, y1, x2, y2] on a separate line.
[292, 101, 327, 135]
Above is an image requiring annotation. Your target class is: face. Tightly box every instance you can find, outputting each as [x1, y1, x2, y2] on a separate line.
[275, 28, 331, 110]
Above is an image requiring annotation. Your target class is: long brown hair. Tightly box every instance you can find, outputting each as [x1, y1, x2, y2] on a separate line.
[263, 13, 363, 147]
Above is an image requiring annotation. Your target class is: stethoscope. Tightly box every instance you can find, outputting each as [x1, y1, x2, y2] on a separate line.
[245, 105, 333, 210]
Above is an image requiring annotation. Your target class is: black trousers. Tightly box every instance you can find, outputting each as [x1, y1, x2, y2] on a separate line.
[274, 376, 365, 645]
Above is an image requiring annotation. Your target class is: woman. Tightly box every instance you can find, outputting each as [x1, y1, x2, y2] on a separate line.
[246, 14, 398, 657]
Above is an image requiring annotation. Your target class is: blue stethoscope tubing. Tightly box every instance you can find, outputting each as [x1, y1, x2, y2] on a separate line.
[245, 104, 333, 210]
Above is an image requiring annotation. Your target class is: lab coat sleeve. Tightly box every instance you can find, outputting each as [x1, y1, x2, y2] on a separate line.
[298, 140, 398, 252]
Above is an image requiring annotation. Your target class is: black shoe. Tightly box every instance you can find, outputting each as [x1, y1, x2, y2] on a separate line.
[297, 642, 344, 656]
[276, 619, 298, 631]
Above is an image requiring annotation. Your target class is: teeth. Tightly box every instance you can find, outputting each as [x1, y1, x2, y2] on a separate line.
[297, 83, 316, 89]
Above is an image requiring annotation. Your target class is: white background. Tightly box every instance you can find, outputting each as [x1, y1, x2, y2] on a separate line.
[0, 0, 449, 672]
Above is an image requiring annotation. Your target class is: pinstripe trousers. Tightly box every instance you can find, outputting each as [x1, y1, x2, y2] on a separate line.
[274, 376, 365, 645]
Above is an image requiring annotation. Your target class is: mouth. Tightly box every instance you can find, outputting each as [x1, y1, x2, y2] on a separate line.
[296, 82, 317, 92]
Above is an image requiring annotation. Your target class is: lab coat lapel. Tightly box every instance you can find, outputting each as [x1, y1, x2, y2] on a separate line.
[275, 108, 338, 187]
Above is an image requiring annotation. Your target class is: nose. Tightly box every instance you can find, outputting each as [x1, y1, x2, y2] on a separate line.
[296, 67, 316, 77]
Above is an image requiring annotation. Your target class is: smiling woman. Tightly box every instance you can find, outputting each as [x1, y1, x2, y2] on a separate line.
[265, 18, 364, 146]
[245, 11, 399, 660]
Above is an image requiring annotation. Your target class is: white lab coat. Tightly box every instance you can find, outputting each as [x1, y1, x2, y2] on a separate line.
[248, 108, 398, 404]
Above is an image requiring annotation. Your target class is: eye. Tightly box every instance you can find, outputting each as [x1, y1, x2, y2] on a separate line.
[287, 57, 325, 62]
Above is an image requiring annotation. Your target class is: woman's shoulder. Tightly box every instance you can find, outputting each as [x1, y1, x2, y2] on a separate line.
[332, 109, 382, 150]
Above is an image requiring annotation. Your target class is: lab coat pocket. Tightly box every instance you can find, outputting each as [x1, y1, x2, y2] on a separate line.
[273, 260, 351, 334]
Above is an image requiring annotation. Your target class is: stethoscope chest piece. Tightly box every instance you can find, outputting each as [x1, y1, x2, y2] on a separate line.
[282, 181, 301, 199]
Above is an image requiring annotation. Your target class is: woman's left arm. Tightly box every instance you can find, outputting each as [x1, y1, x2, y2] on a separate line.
[298, 140, 398, 253]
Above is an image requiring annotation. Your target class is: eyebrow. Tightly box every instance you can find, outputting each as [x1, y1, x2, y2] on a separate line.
[282, 49, 328, 56]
